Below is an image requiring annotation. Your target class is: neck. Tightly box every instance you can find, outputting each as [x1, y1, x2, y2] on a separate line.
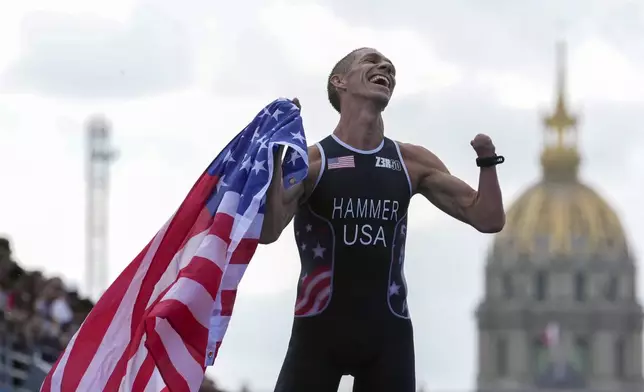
[333, 101, 384, 151]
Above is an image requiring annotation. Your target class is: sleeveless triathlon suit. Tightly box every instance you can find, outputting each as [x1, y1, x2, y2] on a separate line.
[274, 135, 415, 392]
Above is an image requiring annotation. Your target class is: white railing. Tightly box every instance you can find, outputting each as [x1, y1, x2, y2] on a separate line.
[0, 343, 35, 392]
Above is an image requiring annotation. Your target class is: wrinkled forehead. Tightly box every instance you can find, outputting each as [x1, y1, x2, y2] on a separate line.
[351, 48, 393, 66]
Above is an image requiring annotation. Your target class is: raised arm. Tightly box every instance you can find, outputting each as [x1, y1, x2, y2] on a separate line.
[399, 135, 505, 233]
[259, 144, 321, 244]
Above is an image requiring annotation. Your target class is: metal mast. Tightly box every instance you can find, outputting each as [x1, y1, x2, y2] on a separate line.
[85, 115, 118, 300]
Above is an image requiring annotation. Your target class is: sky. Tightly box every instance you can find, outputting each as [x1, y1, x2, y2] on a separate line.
[1, 0, 644, 391]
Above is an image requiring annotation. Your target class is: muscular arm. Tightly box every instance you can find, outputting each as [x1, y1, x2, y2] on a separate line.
[400, 143, 505, 233]
[259, 145, 320, 244]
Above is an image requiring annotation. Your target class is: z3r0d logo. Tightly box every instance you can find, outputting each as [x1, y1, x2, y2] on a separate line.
[375, 156, 402, 171]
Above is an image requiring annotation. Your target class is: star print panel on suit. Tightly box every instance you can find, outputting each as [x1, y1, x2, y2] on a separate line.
[387, 215, 410, 318]
[294, 206, 334, 317]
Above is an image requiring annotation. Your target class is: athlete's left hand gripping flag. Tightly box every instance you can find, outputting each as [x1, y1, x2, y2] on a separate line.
[40, 98, 308, 392]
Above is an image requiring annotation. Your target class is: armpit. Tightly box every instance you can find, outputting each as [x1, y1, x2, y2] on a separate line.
[396, 142, 449, 193]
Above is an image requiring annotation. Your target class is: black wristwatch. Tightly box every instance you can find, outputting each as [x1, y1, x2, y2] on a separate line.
[476, 155, 505, 168]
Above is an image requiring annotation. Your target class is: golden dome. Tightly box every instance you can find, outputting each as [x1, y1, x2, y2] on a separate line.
[495, 181, 627, 256]
[491, 41, 628, 260]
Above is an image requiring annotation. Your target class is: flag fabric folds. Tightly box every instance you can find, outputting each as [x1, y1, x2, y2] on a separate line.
[41, 98, 309, 392]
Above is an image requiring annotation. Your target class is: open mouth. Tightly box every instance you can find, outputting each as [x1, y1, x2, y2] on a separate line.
[368, 74, 390, 89]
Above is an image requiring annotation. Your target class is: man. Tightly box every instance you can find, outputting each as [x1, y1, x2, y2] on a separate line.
[260, 48, 505, 392]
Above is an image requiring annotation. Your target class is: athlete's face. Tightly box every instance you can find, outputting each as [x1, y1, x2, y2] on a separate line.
[334, 48, 397, 110]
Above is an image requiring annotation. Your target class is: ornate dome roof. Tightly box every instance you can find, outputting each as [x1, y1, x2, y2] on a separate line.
[490, 42, 629, 261]
[494, 180, 627, 257]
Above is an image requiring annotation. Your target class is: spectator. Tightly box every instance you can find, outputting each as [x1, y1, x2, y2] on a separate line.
[36, 277, 73, 326]
[0, 238, 11, 262]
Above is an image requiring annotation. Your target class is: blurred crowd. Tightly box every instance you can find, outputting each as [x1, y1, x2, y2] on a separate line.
[0, 238, 88, 365]
[0, 237, 225, 392]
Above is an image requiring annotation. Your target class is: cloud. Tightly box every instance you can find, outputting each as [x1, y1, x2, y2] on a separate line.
[475, 37, 644, 111]
[0, 0, 137, 71]
[215, 2, 462, 100]
[311, 0, 644, 101]
[1, 6, 195, 98]
[572, 38, 644, 103]
[311, 0, 561, 72]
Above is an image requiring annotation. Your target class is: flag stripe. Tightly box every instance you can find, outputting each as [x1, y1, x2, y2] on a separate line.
[295, 270, 332, 309]
[122, 339, 150, 391]
[295, 275, 332, 316]
[220, 289, 237, 317]
[313, 287, 331, 313]
[131, 351, 155, 392]
[230, 238, 259, 264]
[150, 299, 208, 363]
[144, 368, 164, 392]
[155, 318, 204, 390]
[145, 321, 191, 392]
[221, 264, 248, 290]
[146, 230, 210, 309]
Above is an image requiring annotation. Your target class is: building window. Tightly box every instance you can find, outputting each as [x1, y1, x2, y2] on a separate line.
[496, 337, 508, 376]
[532, 337, 548, 375]
[535, 271, 548, 301]
[574, 272, 586, 302]
[606, 275, 618, 301]
[502, 274, 514, 299]
[573, 336, 591, 375]
[615, 337, 626, 378]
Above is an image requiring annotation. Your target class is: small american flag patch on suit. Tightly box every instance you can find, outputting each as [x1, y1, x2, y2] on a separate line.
[328, 155, 355, 169]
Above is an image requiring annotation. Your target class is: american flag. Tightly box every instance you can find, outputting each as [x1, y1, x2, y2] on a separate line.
[327, 155, 355, 169]
[293, 207, 333, 317]
[41, 98, 309, 392]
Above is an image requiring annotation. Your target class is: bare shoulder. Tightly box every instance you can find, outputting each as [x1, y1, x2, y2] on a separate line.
[396, 141, 449, 175]
[395, 141, 451, 194]
[307, 144, 322, 162]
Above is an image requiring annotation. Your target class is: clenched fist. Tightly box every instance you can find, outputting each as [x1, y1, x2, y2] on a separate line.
[470, 133, 496, 158]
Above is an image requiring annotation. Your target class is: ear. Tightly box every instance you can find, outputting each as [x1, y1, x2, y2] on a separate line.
[330, 74, 346, 91]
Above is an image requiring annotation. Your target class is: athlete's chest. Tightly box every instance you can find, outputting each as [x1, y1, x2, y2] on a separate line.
[306, 181, 409, 249]
[307, 137, 411, 225]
